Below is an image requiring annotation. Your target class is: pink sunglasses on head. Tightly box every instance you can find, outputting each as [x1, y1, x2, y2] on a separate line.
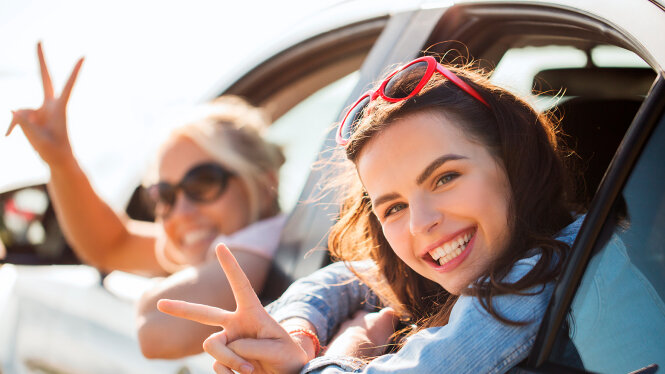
[336, 56, 490, 146]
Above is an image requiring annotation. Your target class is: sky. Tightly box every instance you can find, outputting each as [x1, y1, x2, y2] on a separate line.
[0, 0, 333, 209]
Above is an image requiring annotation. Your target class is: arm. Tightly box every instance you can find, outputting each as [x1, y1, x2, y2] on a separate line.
[49, 158, 163, 274]
[267, 261, 380, 344]
[7, 43, 163, 275]
[136, 249, 271, 358]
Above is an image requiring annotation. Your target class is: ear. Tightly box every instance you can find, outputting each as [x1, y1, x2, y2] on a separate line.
[258, 170, 280, 217]
[264, 170, 279, 189]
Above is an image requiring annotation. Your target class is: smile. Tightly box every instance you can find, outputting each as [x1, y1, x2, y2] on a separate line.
[181, 229, 217, 247]
[423, 228, 476, 271]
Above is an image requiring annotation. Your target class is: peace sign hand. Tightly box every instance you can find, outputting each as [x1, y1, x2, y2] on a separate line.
[6, 42, 84, 166]
[158, 244, 309, 374]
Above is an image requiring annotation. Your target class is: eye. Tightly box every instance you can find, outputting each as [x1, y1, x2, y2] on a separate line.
[384, 203, 407, 218]
[435, 172, 460, 188]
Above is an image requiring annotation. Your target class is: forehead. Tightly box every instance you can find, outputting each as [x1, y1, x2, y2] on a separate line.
[158, 137, 216, 181]
[358, 112, 463, 167]
[356, 111, 493, 192]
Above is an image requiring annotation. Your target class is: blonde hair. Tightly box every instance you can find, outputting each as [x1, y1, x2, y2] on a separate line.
[148, 95, 285, 223]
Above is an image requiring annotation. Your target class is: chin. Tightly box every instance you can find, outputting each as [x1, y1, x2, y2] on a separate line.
[182, 246, 210, 265]
[436, 276, 473, 296]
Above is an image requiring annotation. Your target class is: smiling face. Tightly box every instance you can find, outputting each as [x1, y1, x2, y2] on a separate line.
[356, 111, 512, 294]
[157, 137, 251, 264]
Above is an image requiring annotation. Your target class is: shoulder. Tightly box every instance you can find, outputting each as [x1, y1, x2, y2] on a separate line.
[556, 213, 586, 245]
[214, 214, 288, 258]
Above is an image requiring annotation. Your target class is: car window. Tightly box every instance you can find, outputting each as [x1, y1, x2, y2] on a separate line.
[265, 71, 360, 212]
[547, 113, 665, 373]
[491, 45, 651, 110]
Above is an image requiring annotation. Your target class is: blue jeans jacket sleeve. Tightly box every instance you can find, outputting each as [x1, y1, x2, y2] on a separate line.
[266, 260, 380, 344]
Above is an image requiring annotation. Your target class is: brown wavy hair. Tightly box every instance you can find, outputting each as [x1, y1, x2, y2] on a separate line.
[328, 61, 577, 333]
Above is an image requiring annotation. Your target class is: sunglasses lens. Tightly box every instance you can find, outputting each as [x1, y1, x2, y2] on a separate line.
[148, 182, 176, 217]
[181, 163, 230, 202]
[384, 61, 429, 100]
[340, 95, 371, 144]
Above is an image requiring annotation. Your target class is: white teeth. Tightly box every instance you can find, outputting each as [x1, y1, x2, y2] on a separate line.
[182, 230, 214, 246]
[429, 231, 474, 265]
[430, 247, 445, 261]
[443, 242, 452, 254]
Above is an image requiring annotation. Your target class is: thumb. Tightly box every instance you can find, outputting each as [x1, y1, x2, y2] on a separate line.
[366, 307, 398, 345]
[6, 110, 36, 136]
[5, 111, 18, 136]
[375, 307, 398, 326]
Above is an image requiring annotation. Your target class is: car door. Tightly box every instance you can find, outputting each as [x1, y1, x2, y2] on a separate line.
[521, 78, 665, 374]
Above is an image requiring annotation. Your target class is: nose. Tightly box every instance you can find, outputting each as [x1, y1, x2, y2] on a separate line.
[409, 196, 443, 235]
[168, 190, 197, 218]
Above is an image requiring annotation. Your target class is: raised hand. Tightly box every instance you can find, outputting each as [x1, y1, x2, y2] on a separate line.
[158, 243, 309, 374]
[6, 42, 84, 166]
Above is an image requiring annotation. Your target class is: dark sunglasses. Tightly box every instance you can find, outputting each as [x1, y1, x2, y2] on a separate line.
[336, 56, 490, 146]
[148, 162, 234, 218]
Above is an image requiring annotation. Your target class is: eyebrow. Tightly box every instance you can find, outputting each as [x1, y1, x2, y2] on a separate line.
[372, 154, 467, 209]
[417, 154, 467, 185]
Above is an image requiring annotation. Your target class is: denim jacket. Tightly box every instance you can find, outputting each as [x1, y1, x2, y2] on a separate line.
[266, 215, 584, 374]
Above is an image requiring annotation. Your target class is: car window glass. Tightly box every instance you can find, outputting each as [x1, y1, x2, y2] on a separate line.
[548, 114, 665, 373]
[490, 45, 650, 111]
[265, 71, 360, 212]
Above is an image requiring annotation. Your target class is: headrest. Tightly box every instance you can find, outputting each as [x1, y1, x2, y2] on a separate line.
[533, 67, 655, 98]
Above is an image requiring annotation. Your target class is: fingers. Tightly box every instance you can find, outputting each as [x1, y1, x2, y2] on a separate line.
[365, 307, 398, 347]
[212, 361, 235, 374]
[215, 244, 261, 308]
[204, 332, 255, 374]
[37, 42, 54, 100]
[6, 110, 37, 136]
[228, 338, 301, 362]
[377, 307, 397, 322]
[60, 57, 84, 106]
[157, 299, 231, 327]
[5, 112, 19, 136]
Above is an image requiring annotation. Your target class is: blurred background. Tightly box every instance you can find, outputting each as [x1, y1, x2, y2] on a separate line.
[0, 0, 334, 211]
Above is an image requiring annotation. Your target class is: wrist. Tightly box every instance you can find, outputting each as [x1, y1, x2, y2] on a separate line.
[48, 151, 80, 180]
[288, 328, 321, 361]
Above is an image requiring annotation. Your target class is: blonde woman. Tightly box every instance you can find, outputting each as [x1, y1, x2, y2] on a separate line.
[7, 43, 286, 358]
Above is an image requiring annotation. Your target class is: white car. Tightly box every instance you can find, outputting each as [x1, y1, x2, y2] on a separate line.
[2, 0, 664, 373]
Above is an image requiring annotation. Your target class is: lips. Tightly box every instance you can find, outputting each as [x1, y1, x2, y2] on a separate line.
[181, 229, 217, 247]
[422, 227, 476, 272]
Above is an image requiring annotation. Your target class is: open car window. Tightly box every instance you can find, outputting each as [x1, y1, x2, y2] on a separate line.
[265, 71, 360, 212]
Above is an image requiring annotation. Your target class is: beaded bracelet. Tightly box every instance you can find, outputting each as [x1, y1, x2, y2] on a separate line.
[288, 328, 322, 357]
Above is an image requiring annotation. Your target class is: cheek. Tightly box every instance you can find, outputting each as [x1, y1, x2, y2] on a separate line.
[381, 220, 413, 262]
[160, 218, 178, 243]
[206, 183, 252, 233]
[474, 171, 512, 252]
